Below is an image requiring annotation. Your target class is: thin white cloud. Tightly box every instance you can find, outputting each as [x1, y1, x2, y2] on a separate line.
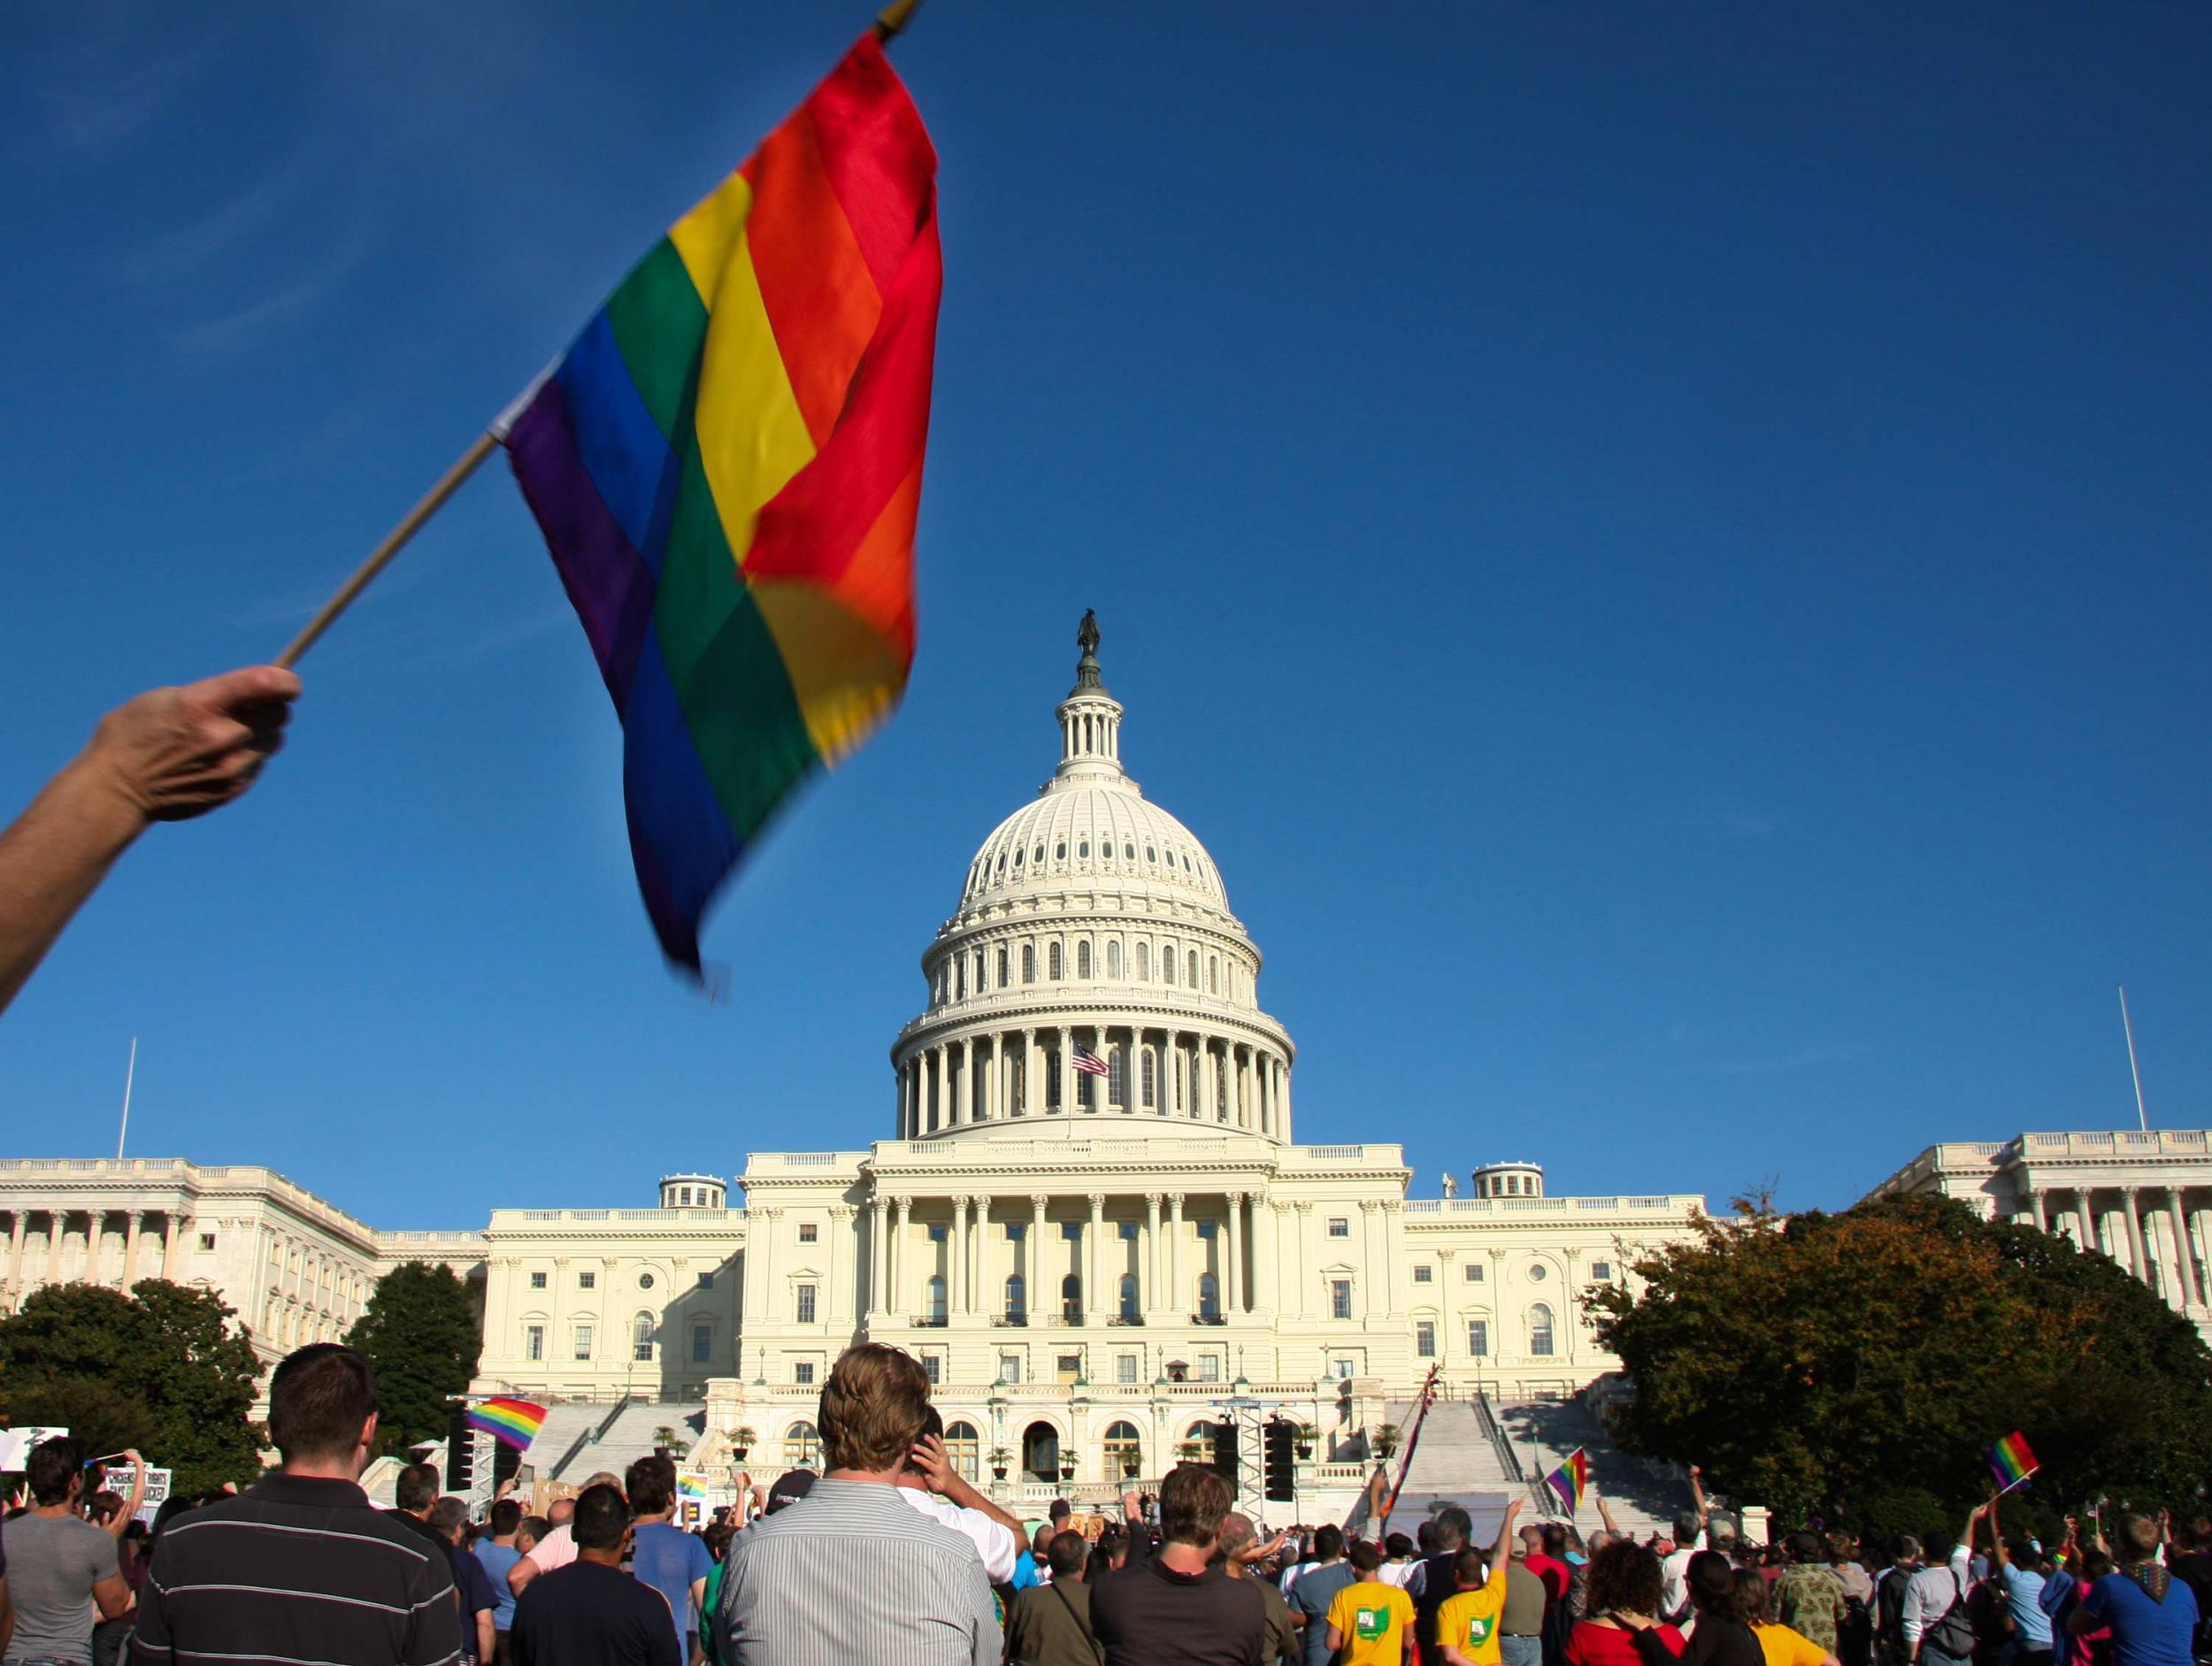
[121, 166, 309, 285]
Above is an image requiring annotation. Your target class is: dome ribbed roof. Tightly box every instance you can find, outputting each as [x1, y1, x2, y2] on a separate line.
[961, 787, 1227, 910]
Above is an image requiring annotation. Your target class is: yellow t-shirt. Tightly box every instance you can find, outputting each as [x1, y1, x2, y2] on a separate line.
[1436, 1565, 1510, 1666]
[1326, 1579, 1417, 1666]
[1754, 1624, 1828, 1666]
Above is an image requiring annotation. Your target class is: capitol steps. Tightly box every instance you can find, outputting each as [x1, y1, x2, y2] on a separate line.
[1488, 1394, 1685, 1542]
[537, 1401, 705, 1484]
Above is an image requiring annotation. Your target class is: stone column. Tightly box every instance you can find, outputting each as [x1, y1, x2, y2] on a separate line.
[1253, 1199, 1278, 1316]
[2167, 1190, 2200, 1309]
[48, 1211, 70, 1281]
[1293, 1202, 1313, 1318]
[1030, 1194, 1049, 1318]
[1145, 1194, 1163, 1314]
[960, 1038, 975, 1125]
[123, 1211, 143, 1286]
[867, 1197, 887, 1317]
[1167, 1194, 1187, 1318]
[7, 1210, 27, 1291]
[1058, 1027, 1073, 1115]
[1086, 1194, 1105, 1323]
[893, 1197, 912, 1319]
[1279, 1058, 1293, 1134]
[1381, 1201, 1405, 1319]
[897, 1060, 911, 1139]
[1359, 1200, 1381, 1316]
[1224, 1194, 1245, 1316]
[1202, 1041, 1218, 1123]
[950, 1195, 970, 1315]
[2075, 1191, 2096, 1251]
[829, 1205, 853, 1321]
[1437, 1249, 1455, 1372]
[2124, 1187, 2150, 1287]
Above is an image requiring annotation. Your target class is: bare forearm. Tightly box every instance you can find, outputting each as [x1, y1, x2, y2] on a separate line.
[0, 759, 144, 1016]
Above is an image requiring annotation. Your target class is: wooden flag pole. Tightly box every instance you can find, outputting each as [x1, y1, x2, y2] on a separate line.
[874, 0, 924, 42]
[274, 429, 499, 669]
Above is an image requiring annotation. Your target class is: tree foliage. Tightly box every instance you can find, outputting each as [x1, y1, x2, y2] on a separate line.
[1586, 1193, 2212, 1543]
[0, 1279, 265, 1496]
[346, 1261, 481, 1455]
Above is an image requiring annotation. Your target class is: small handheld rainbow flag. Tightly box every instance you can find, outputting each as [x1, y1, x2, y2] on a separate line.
[1988, 1431, 2039, 1495]
[464, 1397, 549, 1452]
[1544, 1447, 1590, 1515]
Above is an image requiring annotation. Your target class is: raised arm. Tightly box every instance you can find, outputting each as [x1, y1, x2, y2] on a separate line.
[1989, 1497, 2008, 1571]
[1486, 1497, 1527, 1560]
[1594, 1486, 1620, 1539]
[1688, 1465, 1709, 1532]
[912, 1433, 1025, 1545]
[111, 1450, 149, 1539]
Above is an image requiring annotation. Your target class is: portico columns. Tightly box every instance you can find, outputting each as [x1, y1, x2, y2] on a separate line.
[893, 1196, 912, 1317]
[1145, 1194, 1164, 1314]
[123, 1211, 142, 1286]
[2124, 1187, 2150, 1286]
[868, 1198, 887, 1316]
[1020, 1029, 1036, 1116]
[1167, 1194, 1186, 1318]
[7, 1210, 26, 1291]
[1253, 1200, 1278, 1316]
[1030, 1194, 1049, 1316]
[1224, 1194, 1245, 1316]
[2166, 1191, 2200, 1309]
[951, 1195, 970, 1314]
[1086, 1194, 1105, 1322]
[2075, 1192, 2096, 1250]
[1058, 1028, 1073, 1114]
[48, 1211, 69, 1281]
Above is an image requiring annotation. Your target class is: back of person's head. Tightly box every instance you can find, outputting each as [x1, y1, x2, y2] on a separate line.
[1032, 1523, 1055, 1556]
[1160, 1462, 1233, 1548]
[1349, 1539, 1383, 1574]
[1048, 1529, 1089, 1580]
[148, 1494, 196, 1540]
[2082, 1549, 2114, 1581]
[1543, 1523, 1568, 1557]
[395, 1462, 441, 1513]
[1708, 1513, 1740, 1548]
[2119, 1514, 2160, 1562]
[1588, 1539, 1666, 1619]
[548, 1497, 576, 1526]
[1416, 1522, 1437, 1554]
[1892, 1533, 1921, 1564]
[1313, 1524, 1345, 1562]
[490, 1498, 522, 1536]
[703, 1522, 734, 1562]
[1731, 1566, 1771, 1625]
[1673, 1510, 1702, 1545]
[1687, 1549, 1736, 1616]
[26, 1437, 82, 1506]
[1519, 1524, 1545, 1549]
[1387, 1532, 1415, 1559]
[1220, 1513, 1258, 1562]
[1827, 1532, 1856, 1565]
[428, 1497, 469, 1538]
[1788, 1531, 1822, 1565]
[88, 1488, 125, 1525]
[1455, 1547, 1488, 1587]
[1049, 1496, 1071, 1522]
[1924, 1532, 1955, 1562]
[817, 1343, 930, 1471]
[267, 1343, 380, 1466]
[626, 1453, 677, 1515]
[518, 1515, 549, 1550]
[2006, 1538, 2037, 1568]
[572, 1483, 629, 1552]
[1434, 1505, 1471, 1550]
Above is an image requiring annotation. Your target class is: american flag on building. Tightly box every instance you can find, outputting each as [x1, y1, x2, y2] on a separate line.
[1071, 1044, 1110, 1077]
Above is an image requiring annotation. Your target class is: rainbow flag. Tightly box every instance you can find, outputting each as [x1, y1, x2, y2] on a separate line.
[1988, 1431, 2039, 1494]
[1543, 1447, 1590, 1515]
[464, 1397, 548, 1451]
[502, 33, 941, 971]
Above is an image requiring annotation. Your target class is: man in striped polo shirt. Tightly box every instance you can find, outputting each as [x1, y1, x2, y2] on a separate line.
[133, 1343, 462, 1666]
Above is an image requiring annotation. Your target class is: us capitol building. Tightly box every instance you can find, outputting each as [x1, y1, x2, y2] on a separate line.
[6, 619, 2202, 1505]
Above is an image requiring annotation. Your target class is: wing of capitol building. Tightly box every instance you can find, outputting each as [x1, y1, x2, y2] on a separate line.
[4, 618, 2208, 1521]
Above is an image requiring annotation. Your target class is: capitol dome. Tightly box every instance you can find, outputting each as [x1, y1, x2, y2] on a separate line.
[889, 615, 1294, 1143]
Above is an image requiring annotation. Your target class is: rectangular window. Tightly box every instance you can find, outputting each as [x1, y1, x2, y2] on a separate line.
[928, 1223, 948, 1243]
[796, 1284, 818, 1324]
[1416, 1320, 1437, 1358]
[1464, 1263, 1485, 1282]
[1468, 1319, 1489, 1357]
[579, 1271, 596, 1289]
[1413, 1264, 1432, 1284]
[1327, 1217, 1349, 1239]
[698, 1271, 714, 1290]
[526, 1324, 544, 1362]
[1199, 1355, 1220, 1382]
[692, 1324, 711, 1363]
[1061, 1222, 1082, 1240]
[198, 1232, 216, 1252]
[1118, 1354, 1139, 1384]
[1007, 1223, 1025, 1241]
[573, 1324, 594, 1360]
[925, 1354, 942, 1384]
[1331, 1357, 1355, 1380]
[1118, 1221, 1138, 1240]
[1197, 1221, 1217, 1240]
[1330, 1278, 1353, 1320]
[799, 1223, 818, 1243]
[1591, 1261, 1613, 1281]
[795, 1361, 815, 1386]
[999, 1353, 1022, 1386]
[529, 1271, 548, 1290]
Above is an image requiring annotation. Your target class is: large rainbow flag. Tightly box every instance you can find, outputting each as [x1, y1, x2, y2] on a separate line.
[464, 1397, 548, 1452]
[502, 33, 941, 970]
[1988, 1430, 2039, 1494]
[1543, 1447, 1590, 1516]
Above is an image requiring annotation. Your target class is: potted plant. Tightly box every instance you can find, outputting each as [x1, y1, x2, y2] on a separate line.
[1374, 1422, 1401, 1461]
[652, 1424, 685, 1455]
[990, 1447, 1010, 1481]
[730, 1426, 757, 1463]
[1177, 1440, 1204, 1463]
[1123, 1458, 1141, 1479]
[1293, 1422, 1317, 1462]
[1058, 1459, 1076, 1482]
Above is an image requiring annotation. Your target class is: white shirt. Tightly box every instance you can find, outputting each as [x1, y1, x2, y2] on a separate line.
[898, 1486, 1018, 1585]
[1662, 1532, 1708, 1618]
[1379, 1560, 1417, 1590]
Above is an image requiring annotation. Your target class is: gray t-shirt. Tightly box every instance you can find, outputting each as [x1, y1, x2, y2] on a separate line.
[1, 1513, 119, 1663]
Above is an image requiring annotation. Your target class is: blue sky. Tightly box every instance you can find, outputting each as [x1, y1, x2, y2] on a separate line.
[2, 1, 2206, 1231]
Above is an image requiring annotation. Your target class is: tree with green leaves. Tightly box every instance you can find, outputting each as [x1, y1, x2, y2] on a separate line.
[1586, 1193, 2212, 1544]
[346, 1261, 481, 1455]
[0, 1278, 264, 1496]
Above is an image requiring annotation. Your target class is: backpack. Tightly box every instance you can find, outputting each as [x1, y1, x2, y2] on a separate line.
[1926, 1570, 1978, 1659]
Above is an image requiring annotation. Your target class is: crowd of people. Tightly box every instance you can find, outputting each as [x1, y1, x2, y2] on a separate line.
[1, 1341, 2208, 1666]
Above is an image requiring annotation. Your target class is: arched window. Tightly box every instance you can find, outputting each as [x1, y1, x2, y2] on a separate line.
[1054, 841, 1064, 860]
[1046, 1053, 1062, 1109]
[1004, 1274, 1026, 1322]
[1077, 941, 1093, 979]
[1208, 956, 1219, 993]
[1107, 940, 1123, 978]
[945, 1420, 981, 1481]
[1197, 1272, 1220, 1321]
[633, 1311, 655, 1362]
[975, 951, 987, 990]
[1079, 839, 1090, 858]
[784, 1421, 822, 1467]
[1136, 942, 1150, 980]
[996, 947, 1008, 987]
[1141, 1048, 1157, 1109]
[953, 960, 964, 1000]
[1188, 954, 1199, 989]
[1061, 1273, 1082, 1322]
[1022, 943, 1036, 983]
[1102, 1420, 1142, 1478]
[1118, 1273, 1140, 1321]
[1108, 1047, 1127, 1106]
[1529, 1303, 1555, 1357]
[1048, 942, 1064, 980]
[933, 965, 947, 1002]
[926, 1274, 947, 1324]
[1181, 1422, 1217, 1465]
[1163, 945, 1177, 984]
